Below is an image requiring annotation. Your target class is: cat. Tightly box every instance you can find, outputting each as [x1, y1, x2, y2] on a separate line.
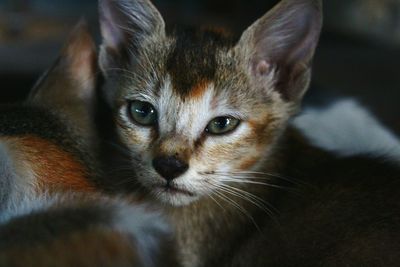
[0, 21, 175, 267]
[97, 0, 400, 266]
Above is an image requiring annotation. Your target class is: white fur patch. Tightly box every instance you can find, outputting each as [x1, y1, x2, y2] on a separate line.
[292, 99, 400, 161]
[0, 140, 38, 223]
[0, 193, 57, 224]
[113, 203, 170, 267]
[0, 142, 14, 208]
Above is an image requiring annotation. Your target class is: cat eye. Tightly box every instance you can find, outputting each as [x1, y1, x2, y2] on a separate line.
[206, 117, 240, 135]
[128, 100, 157, 126]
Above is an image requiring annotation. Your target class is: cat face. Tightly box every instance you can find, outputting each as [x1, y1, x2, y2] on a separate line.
[104, 33, 292, 205]
[99, 0, 322, 206]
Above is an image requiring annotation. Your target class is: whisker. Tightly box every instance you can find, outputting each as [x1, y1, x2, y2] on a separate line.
[204, 171, 296, 192]
[212, 190, 261, 231]
[213, 170, 303, 185]
[217, 183, 277, 217]
[208, 194, 226, 213]
[218, 177, 298, 193]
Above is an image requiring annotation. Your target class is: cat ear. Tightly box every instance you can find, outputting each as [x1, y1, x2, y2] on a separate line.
[237, 0, 322, 102]
[28, 20, 98, 141]
[99, 0, 165, 74]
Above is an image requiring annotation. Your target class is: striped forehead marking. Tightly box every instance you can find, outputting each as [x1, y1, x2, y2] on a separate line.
[165, 28, 236, 98]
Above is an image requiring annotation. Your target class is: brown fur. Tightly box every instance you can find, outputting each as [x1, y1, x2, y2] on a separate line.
[238, 157, 259, 171]
[189, 80, 211, 99]
[0, 21, 177, 267]
[0, 228, 139, 267]
[8, 136, 94, 193]
[247, 114, 279, 145]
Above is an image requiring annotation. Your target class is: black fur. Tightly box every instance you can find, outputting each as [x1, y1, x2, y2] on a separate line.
[235, 129, 400, 267]
[0, 105, 73, 149]
[166, 27, 237, 97]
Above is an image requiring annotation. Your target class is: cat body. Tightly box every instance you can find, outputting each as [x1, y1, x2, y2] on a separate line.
[97, 0, 400, 266]
[161, 129, 400, 267]
[0, 192, 170, 267]
[0, 22, 174, 267]
[0, 106, 172, 267]
[0, 21, 100, 219]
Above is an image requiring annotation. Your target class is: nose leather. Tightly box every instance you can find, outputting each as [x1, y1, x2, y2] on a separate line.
[152, 156, 189, 181]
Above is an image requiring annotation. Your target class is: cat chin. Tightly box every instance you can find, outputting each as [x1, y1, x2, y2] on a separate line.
[151, 187, 199, 206]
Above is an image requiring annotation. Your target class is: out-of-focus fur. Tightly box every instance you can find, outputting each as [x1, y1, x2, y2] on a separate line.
[0, 193, 171, 267]
[293, 99, 400, 160]
[0, 21, 175, 267]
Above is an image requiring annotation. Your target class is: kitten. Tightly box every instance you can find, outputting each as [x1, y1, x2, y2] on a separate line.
[0, 21, 175, 267]
[98, 0, 400, 266]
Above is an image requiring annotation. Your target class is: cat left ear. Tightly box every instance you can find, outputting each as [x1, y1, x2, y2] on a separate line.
[237, 0, 322, 102]
[98, 0, 165, 74]
[29, 20, 98, 140]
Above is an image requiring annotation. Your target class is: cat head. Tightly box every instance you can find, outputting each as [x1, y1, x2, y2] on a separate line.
[99, 0, 322, 206]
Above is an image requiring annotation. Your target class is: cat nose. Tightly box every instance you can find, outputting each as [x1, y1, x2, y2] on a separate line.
[152, 156, 189, 181]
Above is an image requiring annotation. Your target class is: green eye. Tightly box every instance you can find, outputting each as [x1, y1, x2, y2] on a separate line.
[206, 117, 240, 135]
[128, 100, 157, 126]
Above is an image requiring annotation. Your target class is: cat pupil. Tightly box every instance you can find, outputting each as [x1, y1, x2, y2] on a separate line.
[137, 106, 150, 117]
[215, 118, 229, 128]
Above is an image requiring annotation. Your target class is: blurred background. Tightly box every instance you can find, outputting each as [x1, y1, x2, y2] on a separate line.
[0, 0, 399, 134]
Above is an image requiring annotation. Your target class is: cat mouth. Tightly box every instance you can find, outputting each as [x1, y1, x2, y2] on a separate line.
[155, 183, 195, 197]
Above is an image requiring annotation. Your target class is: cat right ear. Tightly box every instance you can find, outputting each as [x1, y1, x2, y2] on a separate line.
[99, 0, 165, 74]
[237, 0, 322, 103]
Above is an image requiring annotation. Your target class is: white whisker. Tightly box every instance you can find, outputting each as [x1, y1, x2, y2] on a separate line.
[219, 177, 296, 192]
[218, 183, 277, 217]
[212, 190, 261, 231]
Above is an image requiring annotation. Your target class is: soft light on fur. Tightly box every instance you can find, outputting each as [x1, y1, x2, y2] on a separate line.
[293, 99, 400, 161]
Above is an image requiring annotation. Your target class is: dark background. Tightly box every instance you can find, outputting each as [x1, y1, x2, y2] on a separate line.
[0, 0, 399, 134]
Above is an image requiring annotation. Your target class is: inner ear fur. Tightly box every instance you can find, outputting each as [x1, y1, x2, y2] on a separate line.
[98, 0, 166, 73]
